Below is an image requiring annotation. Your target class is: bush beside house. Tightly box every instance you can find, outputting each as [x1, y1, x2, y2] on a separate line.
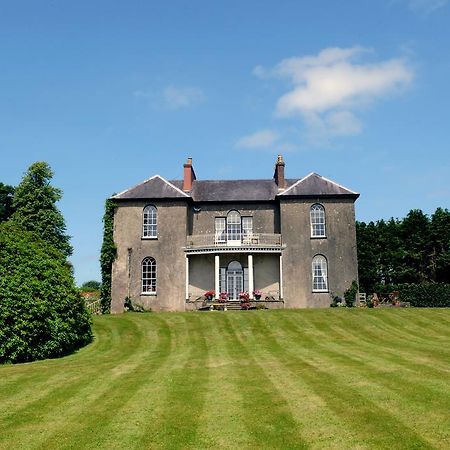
[0, 223, 92, 364]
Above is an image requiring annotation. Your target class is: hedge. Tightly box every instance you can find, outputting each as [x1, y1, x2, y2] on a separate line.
[374, 282, 450, 307]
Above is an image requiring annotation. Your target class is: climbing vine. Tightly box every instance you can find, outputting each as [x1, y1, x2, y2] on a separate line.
[100, 198, 117, 313]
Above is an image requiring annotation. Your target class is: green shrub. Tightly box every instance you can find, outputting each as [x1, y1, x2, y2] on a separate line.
[344, 281, 359, 307]
[0, 222, 93, 364]
[374, 282, 450, 307]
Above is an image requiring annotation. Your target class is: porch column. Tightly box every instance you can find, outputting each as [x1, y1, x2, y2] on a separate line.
[248, 254, 254, 299]
[185, 255, 189, 301]
[279, 254, 284, 299]
[214, 254, 220, 300]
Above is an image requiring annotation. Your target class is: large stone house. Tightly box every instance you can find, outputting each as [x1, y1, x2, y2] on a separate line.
[110, 155, 359, 312]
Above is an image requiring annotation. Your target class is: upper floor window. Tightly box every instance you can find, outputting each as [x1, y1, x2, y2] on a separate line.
[215, 217, 226, 243]
[312, 255, 328, 292]
[310, 204, 326, 237]
[214, 211, 254, 243]
[142, 256, 156, 293]
[227, 210, 241, 241]
[143, 205, 157, 238]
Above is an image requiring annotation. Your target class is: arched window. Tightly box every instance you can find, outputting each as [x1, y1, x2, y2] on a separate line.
[310, 204, 326, 237]
[227, 210, 241, 241]
[312, 255, 328, 292]
[143, 205, 157, 238]
[142, 257, 156, 293]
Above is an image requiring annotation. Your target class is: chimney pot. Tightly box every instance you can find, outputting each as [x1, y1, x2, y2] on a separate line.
[274, 154, 286, 190]
[183, 157, 196, 192]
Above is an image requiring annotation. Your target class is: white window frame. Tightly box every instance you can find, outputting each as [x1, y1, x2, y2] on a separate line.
[215, 217, 226, 244]
[312, 255, 328, 292]
[142, 256, 157, 294]
[227, 210, 242, 242]
[310, 204, 326, 238]
[143, 205, 157, 239]
[242, 217, 253, 238]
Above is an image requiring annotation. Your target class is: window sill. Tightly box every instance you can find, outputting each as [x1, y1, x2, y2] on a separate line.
[312, 290, 329, 293]
[142, 236, 158, 240]
[141, 292, 157, 296]
[310, 236, 327, 240]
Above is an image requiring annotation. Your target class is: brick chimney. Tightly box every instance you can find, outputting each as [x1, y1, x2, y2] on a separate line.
[183, 157, 196, 192]
[273, 154, 286, 190]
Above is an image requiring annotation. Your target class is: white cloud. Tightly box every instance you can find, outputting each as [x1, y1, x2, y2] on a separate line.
[162, 86, 205, 110]
[253, 46, 414, 143]
[407, 0, 448, 15]
[236, 129, 279, 149]
[133, 86, 206, 110]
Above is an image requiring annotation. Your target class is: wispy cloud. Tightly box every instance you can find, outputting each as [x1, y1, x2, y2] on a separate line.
[162, 86, 205, 110]
[236, 129, 279, 149]
[133, 85, 206, 110]
[254, 46, 414, 144]
[407, 0, 448, 15]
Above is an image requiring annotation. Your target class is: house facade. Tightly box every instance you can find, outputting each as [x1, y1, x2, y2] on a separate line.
[110, 156, 359, 312]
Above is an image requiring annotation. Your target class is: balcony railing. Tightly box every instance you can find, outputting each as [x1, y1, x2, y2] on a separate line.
[185, 233, 283, 250]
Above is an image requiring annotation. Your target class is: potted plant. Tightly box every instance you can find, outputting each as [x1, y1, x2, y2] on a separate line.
[241, 301, 252, 310]
[204, 290, 215, 301]
[239, 291, 250, 301]
[218, 292, 228, 303]
[253, 289, 262, 300]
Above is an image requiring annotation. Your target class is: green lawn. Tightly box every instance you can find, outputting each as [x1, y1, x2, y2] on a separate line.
[0, 309, 449, 449]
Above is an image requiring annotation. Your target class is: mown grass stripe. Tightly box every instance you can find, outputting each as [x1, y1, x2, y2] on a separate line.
[0, 309, 448, 449]
[218, 313, 309, 449]
[136, 313, 209, 449]
[0, 315, 148, 431]
[251, 312, 438, 449]
[38, 314, 177, 450]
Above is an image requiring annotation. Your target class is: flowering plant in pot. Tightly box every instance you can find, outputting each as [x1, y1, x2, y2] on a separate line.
[218, 292, 228, 303]
[204, 290, 215, 301]
[253, 289, 262, 300]
[241, 301, 252, 310]
[239, 291, 250, 301]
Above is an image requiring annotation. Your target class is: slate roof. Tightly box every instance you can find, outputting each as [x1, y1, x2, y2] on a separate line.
[112, 173, 359, 202]
[112, 175, 190, 200]
[279, 173, 359, 198]
[189, 179, 297, 202]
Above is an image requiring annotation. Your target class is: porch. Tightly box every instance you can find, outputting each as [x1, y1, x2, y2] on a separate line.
[183, 252, 284, 308]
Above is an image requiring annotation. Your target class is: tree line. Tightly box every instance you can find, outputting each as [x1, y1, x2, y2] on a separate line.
[356, 208, 450, 293]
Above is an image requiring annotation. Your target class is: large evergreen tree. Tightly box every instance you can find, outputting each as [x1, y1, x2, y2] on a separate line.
[0, 182, 14, 222]
[11, 162, 72, 257]
[0, 222, 92, 364]
[430, 208, 450, 283]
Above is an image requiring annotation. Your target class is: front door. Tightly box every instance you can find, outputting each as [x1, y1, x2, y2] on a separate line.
[226, 261, 243, 300]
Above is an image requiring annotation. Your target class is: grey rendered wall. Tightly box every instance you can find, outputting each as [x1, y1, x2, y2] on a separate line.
[111, 200, 188, 312]
[280, 198, 358, 308]
[188, 203, 279, 235]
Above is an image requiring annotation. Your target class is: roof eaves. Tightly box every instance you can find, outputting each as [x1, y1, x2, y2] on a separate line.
[157, 175, 191, 198]
[111, 174, 191, 199]
[317, 174, 359, 195]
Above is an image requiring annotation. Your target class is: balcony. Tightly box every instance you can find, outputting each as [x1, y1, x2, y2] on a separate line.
[185, 233, 284, 254]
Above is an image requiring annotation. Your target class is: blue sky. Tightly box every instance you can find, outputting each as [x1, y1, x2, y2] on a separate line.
[1, 0, 449, 284]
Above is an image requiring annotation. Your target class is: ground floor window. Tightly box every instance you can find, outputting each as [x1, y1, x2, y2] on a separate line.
[142, 256, 156, 293]
[312, 255, 328, 292]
